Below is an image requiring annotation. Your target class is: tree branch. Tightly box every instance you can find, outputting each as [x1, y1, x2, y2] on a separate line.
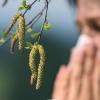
[0, 0, 51, 47]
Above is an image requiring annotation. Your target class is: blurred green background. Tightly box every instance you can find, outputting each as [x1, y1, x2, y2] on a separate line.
[0, 0, 79, 100]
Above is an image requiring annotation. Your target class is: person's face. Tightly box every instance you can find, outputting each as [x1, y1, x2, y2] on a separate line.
[76, 0, 100, 39]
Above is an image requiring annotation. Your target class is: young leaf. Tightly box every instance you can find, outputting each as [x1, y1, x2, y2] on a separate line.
[27, 28, 33, 33]
[18, 6, 25, 11]
[26, 42, 33, 49]
[0, 38, 6, 45]
[31, 33, 40, 39]
[25, 5, 31, 10]
[25, 47, 30, 49]
[22, 0, 26, 7]
[44, 21, 52, 31]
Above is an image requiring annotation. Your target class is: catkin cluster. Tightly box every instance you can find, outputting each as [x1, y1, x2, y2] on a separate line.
[3, 12, 21, 38]
[10, 14, 25, 53]
[29, 44, 46, 90]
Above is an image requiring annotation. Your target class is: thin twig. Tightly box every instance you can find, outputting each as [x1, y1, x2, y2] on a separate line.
[37, 0, 49, 43]
[2, 0, 8, 7]
[26, 14, 42, 30]
[26, 0, 51, 28]
[26, 12, 42, 27]
[23, 0, 38, 16]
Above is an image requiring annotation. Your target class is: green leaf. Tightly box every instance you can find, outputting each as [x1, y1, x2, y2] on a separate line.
[44, 21, 52, 31]
[25, 5, 31, 10]
[18, 6, 25, 11]
[0, 38, 6, 45]
[25, 47, 30, 49]
[31, 33, 40, 39]
[22, 0, 26, 7]
[27, 28, 33, 33]
[26, 42, 33, 49]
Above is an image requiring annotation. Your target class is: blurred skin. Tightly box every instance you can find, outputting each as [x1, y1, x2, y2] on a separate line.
[52, 0, 100, 100]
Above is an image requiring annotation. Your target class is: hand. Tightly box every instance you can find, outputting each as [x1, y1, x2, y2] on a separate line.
[52, 42, 100, 100]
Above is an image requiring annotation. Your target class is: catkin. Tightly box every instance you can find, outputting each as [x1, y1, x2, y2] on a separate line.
[10, 33, 18, 54]
[36, 45, 46, 90]
[29, 44, 46, 90]
[3, 12, 21, 38]
[29, 45, 38, 85]
[17, 15, 25, 53]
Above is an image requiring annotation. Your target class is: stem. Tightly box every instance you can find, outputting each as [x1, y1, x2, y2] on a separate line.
[26, 12, 42, 27]
[23, 0, 38, 16]
[37, 0, 48, 43]
[26, 14, 42, 30]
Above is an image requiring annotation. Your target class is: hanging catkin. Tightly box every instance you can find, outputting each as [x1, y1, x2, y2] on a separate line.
[29, 44, 46, 90]
[36, 45, 46, 90]
[3, 12, 21, 38]
[29, 45, 38, 85]
[17, 15, 25, 53]
[10, 32, 18, 54]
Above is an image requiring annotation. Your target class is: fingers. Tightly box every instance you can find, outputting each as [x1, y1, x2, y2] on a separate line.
[84, 43, 95, 75]
[67, 47, 85, 100]
[52, 65, 71, 100]
[69, 47, 85, 68]
[93, 50, 100, 100]
[93, 36, 100, 100]
[80, 43, 95, 100]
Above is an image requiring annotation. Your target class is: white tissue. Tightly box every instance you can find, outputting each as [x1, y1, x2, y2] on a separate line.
[76, 34, 92, 48]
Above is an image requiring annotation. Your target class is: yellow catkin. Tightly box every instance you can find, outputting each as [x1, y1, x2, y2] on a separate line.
[3, 12, 21, 38]
[17, 15, 25, 53]
[29, 45, 38, 85]
[10, 33, 18, 54]
[36, 45, 46, 90]
[29, 44, 46, 90]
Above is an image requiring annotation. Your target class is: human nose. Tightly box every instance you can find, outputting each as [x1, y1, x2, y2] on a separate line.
[80, 26, 94, 37]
